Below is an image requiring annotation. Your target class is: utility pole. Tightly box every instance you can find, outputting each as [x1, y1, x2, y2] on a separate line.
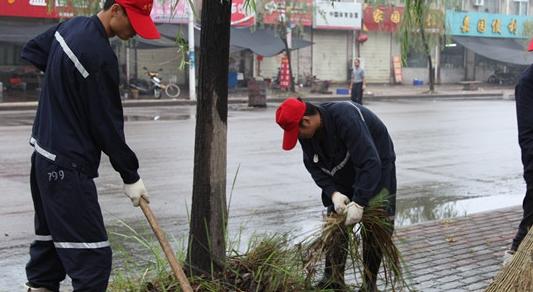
[188, 0, 196, 101]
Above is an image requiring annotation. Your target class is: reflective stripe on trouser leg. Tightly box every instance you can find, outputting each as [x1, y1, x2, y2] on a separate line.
[26, 153, 66, 292]
[32, 154, 112, 291]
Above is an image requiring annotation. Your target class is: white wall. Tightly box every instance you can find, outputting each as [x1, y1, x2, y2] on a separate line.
[312, 30, 349, 82]
[360, 31, 398, 83]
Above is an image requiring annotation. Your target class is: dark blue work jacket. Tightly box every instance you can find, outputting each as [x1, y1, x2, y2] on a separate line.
[300, 101, 396, 208]
[21, 16, 139, 183]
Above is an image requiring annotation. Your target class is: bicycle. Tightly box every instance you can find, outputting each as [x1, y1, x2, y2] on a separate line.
[140, 67, 181, 98]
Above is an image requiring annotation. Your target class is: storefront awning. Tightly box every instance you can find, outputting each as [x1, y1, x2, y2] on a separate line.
[0, 20, 58, 45]
[157, 24, 313, 57]
[1, 20, 312, 56]
[110, 36, 179, 49]
[231, 27, 313, 57]
[0, 19, 178, 50]
[453, 36, 533, 65]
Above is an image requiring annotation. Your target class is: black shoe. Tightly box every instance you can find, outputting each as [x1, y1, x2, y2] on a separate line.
[315, 278, 347, 291]
[24, 282, 53, 292]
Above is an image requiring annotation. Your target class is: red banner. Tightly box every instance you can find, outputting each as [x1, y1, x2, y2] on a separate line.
[279, 56, 291, 90]
[0, 0, 74, 18]
[231, 0, 255, 27]
[363, 5, 403, 32]
[262, 0, 312, 27]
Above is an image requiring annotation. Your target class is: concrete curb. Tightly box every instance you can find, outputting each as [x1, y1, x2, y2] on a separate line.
[0, 92, 510, 111]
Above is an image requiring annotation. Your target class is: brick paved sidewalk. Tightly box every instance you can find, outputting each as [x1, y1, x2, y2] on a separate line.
[394, 206, 522, 292]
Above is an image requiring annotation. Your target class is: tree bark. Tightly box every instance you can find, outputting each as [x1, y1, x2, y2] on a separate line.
[419, 15, 434, 93]
[187, 0, 231, 276]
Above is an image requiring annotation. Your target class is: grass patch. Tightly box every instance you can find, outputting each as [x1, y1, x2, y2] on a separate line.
[109, 190, 411, 291]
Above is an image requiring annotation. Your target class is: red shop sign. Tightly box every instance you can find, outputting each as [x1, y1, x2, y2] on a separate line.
[231, 0, 255, 27]
[363, 5, 404, 32]
[263, 0, 312, 27]
[0, 0, 75, 18]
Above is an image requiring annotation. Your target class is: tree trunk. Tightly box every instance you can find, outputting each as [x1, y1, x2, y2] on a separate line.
[419, 16, 435, 93]
[486, 227, 533, 291]
[426, 53, 435, 92]
[187, 0, 231, 276]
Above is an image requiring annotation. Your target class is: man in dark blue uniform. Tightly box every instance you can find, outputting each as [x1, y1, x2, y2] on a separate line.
[505, 41, 533, 265]
[21, 0, 159, 290]
[276, 98, 396, 291]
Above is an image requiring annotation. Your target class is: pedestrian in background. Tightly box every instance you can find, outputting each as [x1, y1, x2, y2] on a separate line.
[351, 58, 366, 105]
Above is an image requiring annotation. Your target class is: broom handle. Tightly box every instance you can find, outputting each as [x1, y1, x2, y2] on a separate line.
[139, 198, 193, 292]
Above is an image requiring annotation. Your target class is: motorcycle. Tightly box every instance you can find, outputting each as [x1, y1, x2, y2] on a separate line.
[487, 68, 521, 85]
[129, 67, 180, 99]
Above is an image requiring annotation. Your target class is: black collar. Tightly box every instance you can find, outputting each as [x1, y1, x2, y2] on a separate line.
[91, 15, 110, 45]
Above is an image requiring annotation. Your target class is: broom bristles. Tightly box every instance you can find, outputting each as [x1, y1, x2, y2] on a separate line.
[300, 188, 411, 291]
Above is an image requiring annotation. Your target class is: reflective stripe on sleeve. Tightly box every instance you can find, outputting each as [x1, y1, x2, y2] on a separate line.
[54, 31, 90, 79]
[30, 137, 56, 162]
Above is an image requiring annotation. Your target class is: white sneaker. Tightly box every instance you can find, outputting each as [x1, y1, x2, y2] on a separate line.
[503, 250, 515, 266]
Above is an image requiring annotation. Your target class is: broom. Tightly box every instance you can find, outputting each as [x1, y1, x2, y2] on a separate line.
[485, 226, 533, 292]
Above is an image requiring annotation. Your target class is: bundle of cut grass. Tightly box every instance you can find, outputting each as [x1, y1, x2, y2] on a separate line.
[485, 227, 533, 292]
[300, 189, 411, 291]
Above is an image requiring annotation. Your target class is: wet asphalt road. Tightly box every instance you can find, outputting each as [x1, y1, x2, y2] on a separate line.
[0, 98, 526, 289]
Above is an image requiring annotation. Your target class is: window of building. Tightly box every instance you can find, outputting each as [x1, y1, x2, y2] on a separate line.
[0, 43, 23, 66]
[513, 0, 529, 16]
[406, 47, 428, 68]
[440, 44, 464, 69]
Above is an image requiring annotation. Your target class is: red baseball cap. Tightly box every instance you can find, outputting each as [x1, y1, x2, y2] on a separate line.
[528, 38, 533, 51]
[116, 0, 160, 39]
[276, 98, 306, 151]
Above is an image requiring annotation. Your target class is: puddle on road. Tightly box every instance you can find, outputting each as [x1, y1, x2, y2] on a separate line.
[123, 114, 192, 121]
[395, 193, 523, 226]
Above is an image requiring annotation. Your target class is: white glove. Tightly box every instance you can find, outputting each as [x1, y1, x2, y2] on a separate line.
[124, 179, 149, 207]
[345, 202, 364, 226]
[331, 192, 350, 214]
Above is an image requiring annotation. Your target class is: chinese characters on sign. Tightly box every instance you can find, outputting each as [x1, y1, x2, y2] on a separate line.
[477, 18, 486, 33]
[447, 10, 529, 38]
[313, 0, 362, 30]
[508, 19, 518, 34]
[373, 8, 384, 24]
[461, 15, 470, 32]
[363, 6, 404, 32]
[492, 19, 501, 34]
[462, 15, 517, 35]
[279, 56, 291, 90]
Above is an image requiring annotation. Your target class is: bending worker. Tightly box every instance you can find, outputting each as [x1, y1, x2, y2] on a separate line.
[276, 98, 396, 291]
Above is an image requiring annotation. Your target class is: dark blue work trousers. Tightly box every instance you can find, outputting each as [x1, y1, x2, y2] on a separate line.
[26, 153, 111, 291]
